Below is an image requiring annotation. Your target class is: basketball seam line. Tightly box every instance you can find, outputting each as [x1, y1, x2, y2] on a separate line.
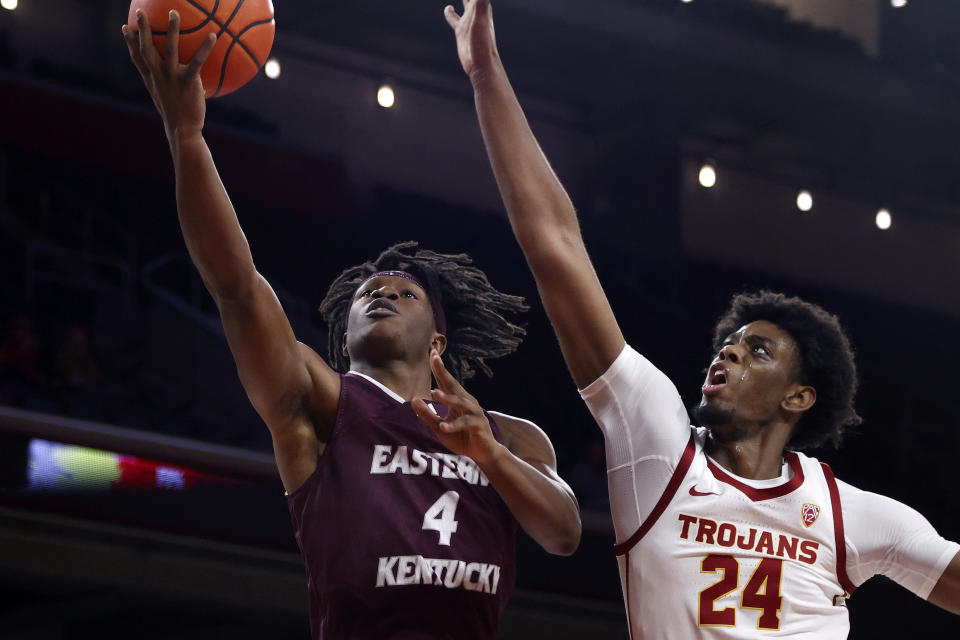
[178, 0, 268, 97]
[152, 0, 221, 36]
[151, 0, 271, 97]
[232, 18, 272, 67]
[214, 0, 246, 40]
[212, 0, 248, 96]
[213, 18, 273, 97]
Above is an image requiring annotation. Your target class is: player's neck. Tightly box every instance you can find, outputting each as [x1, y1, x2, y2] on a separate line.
[704, 426, 790, 480]
[350, 359, 433, 402]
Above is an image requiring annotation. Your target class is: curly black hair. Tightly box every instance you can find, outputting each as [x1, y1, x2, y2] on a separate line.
[711, 291, 862, 450]
[318, 241, 528, 382]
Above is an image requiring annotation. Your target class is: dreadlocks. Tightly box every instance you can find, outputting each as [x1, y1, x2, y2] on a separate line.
[319, 241, 528, 382]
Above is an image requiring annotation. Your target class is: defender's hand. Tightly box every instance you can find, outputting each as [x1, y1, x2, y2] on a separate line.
[444, 0, 499, 83]
[412, 350, 504, 466]
[122, 9, 216, 142]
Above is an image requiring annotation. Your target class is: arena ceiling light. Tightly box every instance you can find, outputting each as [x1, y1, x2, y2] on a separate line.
[796, 190, 813, 212]
[698, 163, 716, 188]
[377, 84, 396, 109]
[891, 0, 907, 7]
[264, 58, 281, 79]
[875, 208, 892, 230]
[1, 0, 17, 11]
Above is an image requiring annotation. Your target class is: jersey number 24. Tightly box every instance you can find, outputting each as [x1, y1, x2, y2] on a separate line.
[700, 554, 783, 630]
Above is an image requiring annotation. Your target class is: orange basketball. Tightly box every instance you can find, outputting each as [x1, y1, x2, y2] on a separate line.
[127, 0, 275, 98]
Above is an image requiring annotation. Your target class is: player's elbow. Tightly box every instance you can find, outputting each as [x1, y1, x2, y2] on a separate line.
[542, 515, 582, 557]
[208, 267, 261, 304]
[516, 220, 581, 258]
[548, 533, 582, 557]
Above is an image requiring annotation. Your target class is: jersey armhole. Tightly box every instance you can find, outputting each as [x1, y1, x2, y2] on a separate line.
[613, 430, 697, 556]
[821, 462, 858, 596]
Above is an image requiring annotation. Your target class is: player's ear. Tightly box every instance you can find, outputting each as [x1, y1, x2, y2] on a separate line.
[782, 384, 816, 414]
[431, 333, 447, 357]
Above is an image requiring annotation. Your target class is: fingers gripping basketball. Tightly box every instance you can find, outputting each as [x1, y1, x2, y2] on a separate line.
[127, 0, 275, 98]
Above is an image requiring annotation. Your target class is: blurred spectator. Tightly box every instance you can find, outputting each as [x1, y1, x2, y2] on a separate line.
[0, 313, 46, 386]
[55, 325, 99, 389]
[0, 312, 57, 412]
[53, 325, 104, 420]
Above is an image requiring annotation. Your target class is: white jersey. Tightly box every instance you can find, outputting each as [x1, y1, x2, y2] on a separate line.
[580, 345, 959, 639]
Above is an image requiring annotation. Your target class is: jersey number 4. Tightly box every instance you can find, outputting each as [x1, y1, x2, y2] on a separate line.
[422, 490, 461, 546]
[699, 554, 783, 630]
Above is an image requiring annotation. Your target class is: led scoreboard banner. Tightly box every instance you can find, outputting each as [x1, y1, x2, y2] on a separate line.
[26, 438, 237, 492]
[0, 404, 293, 551]
[0, 409, 310, 630]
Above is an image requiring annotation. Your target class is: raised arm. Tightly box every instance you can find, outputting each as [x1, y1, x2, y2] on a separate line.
[446, 0, 624, 388]
[122, 11, 339, 491]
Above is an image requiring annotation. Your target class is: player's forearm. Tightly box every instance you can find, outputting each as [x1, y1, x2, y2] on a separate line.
[479, 443, 581, 556]
[472, 62, 583, 260]
[169, 132, 258, 301]
[928, 551, 960, 615]
[473, 62, 625, 388]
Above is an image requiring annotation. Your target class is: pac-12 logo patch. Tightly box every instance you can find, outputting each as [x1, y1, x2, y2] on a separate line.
[801, 503, 821, 528]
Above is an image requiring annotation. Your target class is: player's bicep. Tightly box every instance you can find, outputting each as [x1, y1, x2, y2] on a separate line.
[580, 345, 692, 469]
[520, 231, 625, 389]
[216, 272, 338, 431]
[494, 412, 573, 488]
[494, 412, 557, 469]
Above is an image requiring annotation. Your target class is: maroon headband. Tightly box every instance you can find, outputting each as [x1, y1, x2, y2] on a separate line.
[353, 270, 447, 334]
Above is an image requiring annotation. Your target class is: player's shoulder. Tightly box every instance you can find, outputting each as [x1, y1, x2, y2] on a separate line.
[814, 467, 909, 522]
[789, 452, 863, 496]
[579, 342, 680, 400]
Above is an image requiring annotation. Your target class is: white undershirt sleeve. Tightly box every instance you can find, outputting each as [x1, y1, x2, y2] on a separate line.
[838, 478, 960, 599]
[579, 344, 693, 543]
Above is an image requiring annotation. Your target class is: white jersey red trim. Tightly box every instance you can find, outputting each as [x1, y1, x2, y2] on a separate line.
[580, 344, 958, 639]
[821, 462, 857, 597]
[614, 428, 852, 639]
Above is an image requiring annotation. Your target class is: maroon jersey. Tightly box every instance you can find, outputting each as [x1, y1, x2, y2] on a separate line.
[287, 373, 517, 639]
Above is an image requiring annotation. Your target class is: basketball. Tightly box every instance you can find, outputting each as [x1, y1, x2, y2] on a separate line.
[127, 0, 275, 98]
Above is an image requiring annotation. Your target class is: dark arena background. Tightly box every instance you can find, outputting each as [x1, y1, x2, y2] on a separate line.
[1, 0, 960, 638]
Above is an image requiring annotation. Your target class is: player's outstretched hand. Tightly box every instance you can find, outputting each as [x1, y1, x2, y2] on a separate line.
[444, 0, 499, 83]
[412, 349, 504, 466]
[122, 9, 216, 141]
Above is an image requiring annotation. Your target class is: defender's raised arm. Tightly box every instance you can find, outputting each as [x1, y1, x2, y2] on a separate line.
[446, 0, 623, 389]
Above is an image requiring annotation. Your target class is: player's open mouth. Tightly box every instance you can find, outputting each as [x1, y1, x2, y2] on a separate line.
[366, 299, 399, 317]
[702, 363, 727, 395]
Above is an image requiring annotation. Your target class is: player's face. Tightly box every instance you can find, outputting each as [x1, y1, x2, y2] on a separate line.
[343, 275, 438, 363]
[696, 320, 803, 435]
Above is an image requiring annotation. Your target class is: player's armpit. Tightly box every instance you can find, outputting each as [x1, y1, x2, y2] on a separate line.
[270, 414, 324, 494]
[928, 551, 960, 615]
[217, 273, 340, 440]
